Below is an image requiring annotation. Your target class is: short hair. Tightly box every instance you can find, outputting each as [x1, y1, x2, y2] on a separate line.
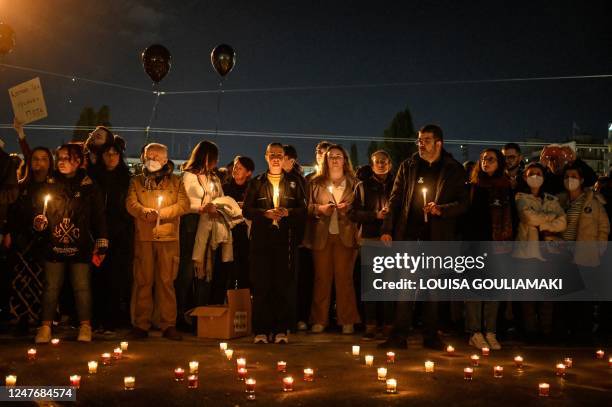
[56, 143, 85, 165]
[266, 142, 284, 153]
[144, 142, 168, 156]
[283, 144, 298, 160]
[418, 124, 443, 141]
[370, 150, 391, 163]
[502, 142, 521, 154]
[233, 155, 255, 172]
[524, 161, 546, 175]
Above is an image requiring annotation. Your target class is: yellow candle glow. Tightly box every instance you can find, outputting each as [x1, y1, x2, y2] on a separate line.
[493, 365, 503, 378]
[225, 349, 234, 360]
[124, 376, 135, 391]
[563, 357, 573, 368]
[538, 383, 550, 397]
[245, 378, 256, 392]
[352, 345, 360, 356]
[42, 194, 51, 217]
[188, 375, 198, 389]
[113, 347, 122, 360]
[471, 354, 480, 366]
[446, 345, 455, 354]
[422, 188, 428, 222]
[189, 361, 199, 374]
[514, 356, 524, 368]
[595, 349, 604, 359]
[238, 367, 248, 381]
[219, 342, 228, 351]
[51, 338, 60, 346]
[120, 341, 128, 352]
[27, 348, 37, 360]
[608, 357, 612, 368]
[425, 361, 435, 373]
[277, 361, 287, 372]
[88, 361, 98, 374]
[365, 355, 374, 367]
[174, 367, 185, 382]
[464, 367, 473, 380]
[386, 351, 395, 363]
[237, 357, 247, 369]
[70, 375, 81, 388]
[386, 378, 397, 394]
[377, 367, 387, 381]
[282, 376, 294, 392]
[101, 352, 112, 365]
[5, 375, 17, 387]
[555, 363, 566, 377]
[481, 347, 490, 356]
[303, 368, 314, 382]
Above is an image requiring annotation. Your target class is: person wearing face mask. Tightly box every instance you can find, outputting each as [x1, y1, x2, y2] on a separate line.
[126, 143, 189, 340]
[513, 162, 566, 343]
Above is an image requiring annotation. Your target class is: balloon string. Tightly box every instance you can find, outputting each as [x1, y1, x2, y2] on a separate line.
[214, 79, 225, 139]
[144, 84, 161, 144]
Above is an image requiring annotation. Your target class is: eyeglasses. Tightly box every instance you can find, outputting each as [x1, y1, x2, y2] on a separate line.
[415, 138, 435, 146]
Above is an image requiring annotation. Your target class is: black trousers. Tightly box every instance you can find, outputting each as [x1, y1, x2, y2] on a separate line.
[392, 300, 440, 340]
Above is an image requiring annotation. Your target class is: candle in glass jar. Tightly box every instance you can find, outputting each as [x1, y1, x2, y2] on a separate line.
[595, 349, 604, 359]
[377, 367, 387, 381]
[563, 357, 573, 368]
[514, 356, 524, 368]
[277, 361, 287, 372]
[238, 367, 248, 381]
[282, 376, 294, 392]
[365, 355, 374, 367]
[609, 357, 612, 369]
[555, 363, 566, 377]
[188, 375, 198, 389]
[245, 378, 256, 392]
[225, 349, 234, 360]
[189, 361, 199, 374]
[237, 357, 247, 370]
[51, 338, 60, 346]
[303, 368, 314, 382]
[219, 342, 228, 351]
[174, 367, 185, 381]
[27, 348, 37, 361]
[464, 367, 473, 380]
[481, 347, 490, 356]
[538, 383, 550, 397]
[120, 341, 128, 352]
[70, 375, 81, 388]
[124, 376, 135, 390]
[88, 361, 98, 374]
[101, 352, 112, 365]
[470, 354, 480, 367]
[113, 347, 123, 360]
[352, 345, 360, 356]
[386, 352, 395, 363]
[493, 366, 503, 378]
[386, 378, 397, 394]
[446, 345, 455, 354]
[5, 375, 17, 387]
[425, 361, 434, 373]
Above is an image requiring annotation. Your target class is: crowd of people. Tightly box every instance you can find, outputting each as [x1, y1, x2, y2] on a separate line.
[0, 120, 610, 350]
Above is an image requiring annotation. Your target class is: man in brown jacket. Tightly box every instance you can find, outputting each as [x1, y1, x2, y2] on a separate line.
[126, 143, 189, 340]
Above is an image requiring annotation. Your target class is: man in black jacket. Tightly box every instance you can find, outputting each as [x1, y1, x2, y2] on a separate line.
[243, 143, 307, 344]
[379, 124, 468, 350]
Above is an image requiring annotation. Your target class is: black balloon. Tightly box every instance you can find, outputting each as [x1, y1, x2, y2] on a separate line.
[141, 44, 172, 83]
[0, 22, 16, 55]
[211, 44, 236, 77]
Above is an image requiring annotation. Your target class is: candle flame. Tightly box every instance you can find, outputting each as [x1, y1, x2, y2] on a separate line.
[44, 194, 51, 204]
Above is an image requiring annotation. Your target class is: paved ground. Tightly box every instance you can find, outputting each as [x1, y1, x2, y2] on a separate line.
[1, 328, 610, 406]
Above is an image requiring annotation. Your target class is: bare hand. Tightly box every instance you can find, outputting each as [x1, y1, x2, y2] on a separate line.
[193, 260, 205, 279]
[33, 215, 48, 231]
[13, 117, 25, 136]
[336, 202, 349, 215]
[264, 209, 282, 221]
[318, 203, 335, 217]
[277, 207, 289, 217]
[143, 208, 159, 223]
[380, 234, 392, 247]
[424, 202, 442, 216]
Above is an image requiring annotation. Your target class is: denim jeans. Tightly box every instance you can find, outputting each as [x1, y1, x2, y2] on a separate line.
[465, 301, 499, 333]
[41, 262, 92, 322]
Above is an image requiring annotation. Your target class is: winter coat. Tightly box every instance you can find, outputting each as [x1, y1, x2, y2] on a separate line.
[182, 171, 224, 214]
[349, 173, 394, 239]
[0, 148, 19, 233]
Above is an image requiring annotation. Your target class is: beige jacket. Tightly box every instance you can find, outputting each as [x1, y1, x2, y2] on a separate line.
[513, 192, 567, 261]
[557, 189, 610, 267]
[126, 168, 190, 242]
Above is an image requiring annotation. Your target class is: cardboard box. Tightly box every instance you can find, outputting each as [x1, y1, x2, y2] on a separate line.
[190, 289, 252, 339]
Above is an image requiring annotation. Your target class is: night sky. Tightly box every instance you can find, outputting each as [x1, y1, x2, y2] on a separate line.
[1, 0, 610, 170]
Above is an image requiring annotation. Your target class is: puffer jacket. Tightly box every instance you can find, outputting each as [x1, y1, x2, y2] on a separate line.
[557, 189, 609, 267]
[513, 192, 566, 261]
[126, 161, 190, 242]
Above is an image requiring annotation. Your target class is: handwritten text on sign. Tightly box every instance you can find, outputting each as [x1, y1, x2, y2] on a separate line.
[9, 77, 48, 124]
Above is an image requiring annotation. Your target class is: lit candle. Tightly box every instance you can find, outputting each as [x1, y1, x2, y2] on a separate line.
[156, 196, 163, 229]
[219, 342, 228, 351]
[273, 186, 280, 227]
[5, 375, 17, 387]
[113, 347, 122, 360]
[88, 361, 98, 374]
[282, 376, 294, 392]
[386, 351, 395, 363]
[595, 349, 605, 359]
[189, 361, 199, 374]
[70, 375, 81, 388]
[377, 367, 387, 381]
[538, 383, 550, 397]
[609, 357, 612, 369]
[51, 338, 60, 346]
[386, 378, 397, 394]
[303, 368, 314, 382]
[493, 366, 503, 378]
[327, 185, 337, 205]
[563, 357, 573, 368]
[425, 361, 435, 373]
[245, 378, 256, 393]
[365, 355, 374, 367]
[27, 348, 37, 361]
[225, 349, 234, 360]
[237, 357, 247, 370]
[555, 363, 566, 377]
[514, 356, 524, 368]
[238, 367, 248, 381]
[174, 367, 185, 381]
[120, 341, 129, 352]
[101, 352, 111, 365]
[471, 354, 480, 366]
[352, 345, 360, 356]
[42, 194, 51, 217]
[422, 188, 428, 222]
[277, 361, 287, 372]
[188, 375, 198, 389]
[124, 376, 135, 391]
[446, 345, 455, 355]
[464, 367, 473, 380]
[481, 347, 490, 356]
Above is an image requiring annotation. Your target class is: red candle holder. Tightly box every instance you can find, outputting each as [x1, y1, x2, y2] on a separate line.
[386, 352, 395, 364]
[174, 368, 185, 382]
[555, 363, 566, 377]
[493, 366, 503, 378]
[70, 375, 81, 388]
[538, 383, 550, 397]
[470, 355, 480, 367]
[101, 353, 112, 366]
[238, 367, 248, 381]
[277, 361, 287, 372]
[188, 375, 198, 389]
[27, 348, 37, 361]
[282, 376, 294, 392]
[464, 367, 473, 380]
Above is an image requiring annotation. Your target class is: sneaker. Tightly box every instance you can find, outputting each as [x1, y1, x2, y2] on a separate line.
[485, 332, 502, 350]
[274, 333, 289, 344]
[254, 334, 269, 344]
[311, 324, 325, 333]
[128, 327, 149, 339]
[297, 321, 308, 331]
[77, 324, 92, 342]
[35, 325, 52, 344]
[162, 326, 183, 341]
[469, 332, 489, 350]
[342, 324, 354, 335]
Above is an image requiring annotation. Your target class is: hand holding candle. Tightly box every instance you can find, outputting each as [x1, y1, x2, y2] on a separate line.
[422, 188, 428, 222]
[272, 186, 280, 227]
[155, 196, 163, 230]
[42, 194, 51, 217]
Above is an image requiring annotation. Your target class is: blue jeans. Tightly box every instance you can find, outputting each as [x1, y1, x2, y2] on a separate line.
[41, 262, 92, 322]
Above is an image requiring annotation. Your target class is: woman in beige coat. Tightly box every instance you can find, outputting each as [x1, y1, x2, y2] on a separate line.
[305, 145, 361, 334]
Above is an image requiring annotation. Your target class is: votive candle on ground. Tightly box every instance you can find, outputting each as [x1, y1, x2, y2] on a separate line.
[539, 383, 550, 397]
[51, 338, 60, 346]
[174, 367, 185, 381]
[245, 378, 256, 392]
[386, 378, 397, 393]
[563, 357, 573, 368]
[237, 357, 247, 370]
[303, 368, 314, 381]
[120, 341, 128, 352]
[70, 375, 81, 388]
[124, 376, 135, 390]
[219, 342, 228, 351]
[386, 352, 395, 363]
[27, 348, 37, 361]
[101, 353, 111, 365]
[514, 356, 524, 368]
[225, 349, 234, 360]
[595, 349, 604, 359]
[471, 354, 480, 366]
[556, 363, 566, 377]
[5, 375, 17, 386]
[377, 367, 388, 381]
[609, 357, 612, 368]
[365, 355, 374, 367]
[493, 366, 503, 378]
[425, 361, 434, 373]
[113, 347, 122, 360]
[277, 361, 287, 372]
[238, 367, 248, 381]
[188, 375, 198, 389]
[283, 376, 294, 392]
[352, 345, 360, 356]
[464, 367, 473, 380]
[88, 361, 98, 374]
[189, 361, 199, 374]
[482, 347, 490, 356]
[446, 345, 455, 354]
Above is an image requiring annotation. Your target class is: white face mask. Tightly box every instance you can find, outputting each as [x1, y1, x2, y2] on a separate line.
[564, 178, 581, 192]
[526, 175, 544, 188]
[145, 159, 162, 173]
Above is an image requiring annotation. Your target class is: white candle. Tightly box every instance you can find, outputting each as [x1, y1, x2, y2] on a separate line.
[493, 365, 503, 378]
[471, 354, 480, 366]
[352, 345, 360, 356]
[225, 349, 234, 360]
[365, 355, 374, 367]
[538, 383, 550, 397]
[386, 378, 397, 393]
[514, 356, 524, 368]
[327, 185, 336, 205]
[156, 196, 163, 229]
[27, 348, 37, 360]
[237, 357, 247, 370]
[43, 194, 51, 217]
[425, 361, 434, 373]
[219, 342, 228, 351]
[88, 361, 98, 374]
[51, 338, 60, 346]
[377, 367, 387, 381]
[5, 375, 16, 387]
[446, 345, 455, 354]
[422, 188, 428, 222]
[481, 347, 490, 356]
[303, 368, 314, 382]
[189, 361, 199, 374]
[464, 367, 473, 380]
[120, 341, 129, 352]
[124, 376, 135, 390]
